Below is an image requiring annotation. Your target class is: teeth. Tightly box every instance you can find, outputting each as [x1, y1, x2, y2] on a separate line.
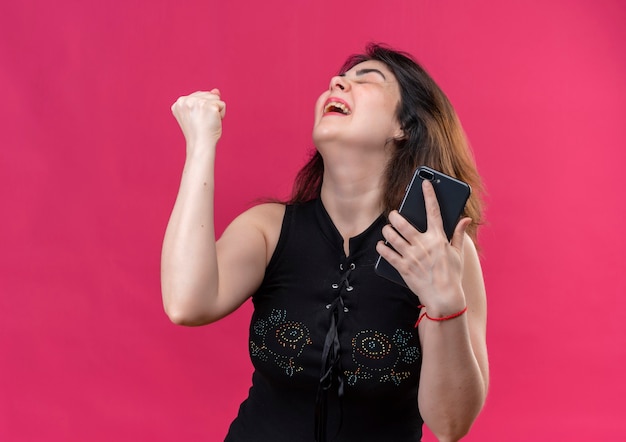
[324, 102, 350, 115]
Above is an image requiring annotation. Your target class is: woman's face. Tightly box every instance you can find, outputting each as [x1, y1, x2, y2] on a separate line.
[313, 60, 403, 152]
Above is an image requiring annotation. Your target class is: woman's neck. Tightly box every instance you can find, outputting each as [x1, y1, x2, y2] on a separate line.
[319, 148, 389, 249]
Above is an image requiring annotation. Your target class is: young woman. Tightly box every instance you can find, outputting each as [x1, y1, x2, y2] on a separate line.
[161, 44, 488, 442]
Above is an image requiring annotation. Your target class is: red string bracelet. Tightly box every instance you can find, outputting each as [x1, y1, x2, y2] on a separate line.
[414, 305, 468, 327]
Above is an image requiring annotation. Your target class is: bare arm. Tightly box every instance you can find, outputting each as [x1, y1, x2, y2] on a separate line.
[376, 180, 489, 441]
[415, 238, 488, 441]
[161, 90, 281, 326]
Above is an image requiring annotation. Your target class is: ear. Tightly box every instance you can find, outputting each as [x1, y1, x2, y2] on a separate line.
[393, 128, 406, 141]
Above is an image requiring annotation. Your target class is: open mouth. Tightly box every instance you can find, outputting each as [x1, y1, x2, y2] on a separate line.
[323, 101, 351, 115]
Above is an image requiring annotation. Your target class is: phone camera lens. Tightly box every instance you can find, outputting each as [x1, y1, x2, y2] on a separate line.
[418, 169, 435, 181]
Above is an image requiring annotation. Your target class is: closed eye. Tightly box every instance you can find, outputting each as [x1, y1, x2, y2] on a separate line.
[355, 68, 387, 81]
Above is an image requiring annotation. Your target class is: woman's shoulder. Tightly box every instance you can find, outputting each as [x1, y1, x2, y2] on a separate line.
[238, 199, 317, 225]
[241, 202, 286, 223]
[233, 203, 286, 257]
[232, 199, 319, 245]
[232, 202, 286, 234]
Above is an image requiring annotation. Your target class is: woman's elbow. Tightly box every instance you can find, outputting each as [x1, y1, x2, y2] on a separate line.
[164, 307, 206, 326]
[162, 291, 214, 327]
[429, 403, 483, 442]
[432, 423, 473, 442]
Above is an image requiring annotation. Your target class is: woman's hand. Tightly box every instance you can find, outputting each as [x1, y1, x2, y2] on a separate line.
[376, 181, 488, 440]
[171, 89, 226, 154]
[376, 180, 472, 316]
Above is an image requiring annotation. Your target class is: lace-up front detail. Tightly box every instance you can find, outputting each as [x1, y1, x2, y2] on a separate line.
[315, 260, 357, 442]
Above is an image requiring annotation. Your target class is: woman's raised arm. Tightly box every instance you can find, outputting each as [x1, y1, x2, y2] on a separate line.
[161, 90, 281, 326]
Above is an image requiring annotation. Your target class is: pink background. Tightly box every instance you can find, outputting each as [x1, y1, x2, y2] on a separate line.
[1, 0, 625, 440]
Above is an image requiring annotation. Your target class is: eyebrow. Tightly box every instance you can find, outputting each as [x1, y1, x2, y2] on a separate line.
[342, 68, 387, 80]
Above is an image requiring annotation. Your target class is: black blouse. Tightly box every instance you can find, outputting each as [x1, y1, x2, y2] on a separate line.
[225, 199, 423, 442]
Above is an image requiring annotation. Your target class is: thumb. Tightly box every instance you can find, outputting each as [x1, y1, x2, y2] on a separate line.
[215, 100, 226, 119]
[451, 217, 472, 251]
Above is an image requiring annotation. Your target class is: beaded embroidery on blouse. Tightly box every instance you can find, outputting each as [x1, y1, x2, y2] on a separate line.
[250, 309, 312, 377]
[344, 328, 420, 387]
[250, 309, 419, 385]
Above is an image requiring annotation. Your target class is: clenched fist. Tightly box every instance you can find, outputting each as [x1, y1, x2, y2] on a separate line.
[171, 89, 226, 153]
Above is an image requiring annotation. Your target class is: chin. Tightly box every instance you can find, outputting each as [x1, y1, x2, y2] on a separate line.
[312, 123, 341, 146]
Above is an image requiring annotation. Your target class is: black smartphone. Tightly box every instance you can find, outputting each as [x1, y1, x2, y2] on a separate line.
[374, 166, 471, 287]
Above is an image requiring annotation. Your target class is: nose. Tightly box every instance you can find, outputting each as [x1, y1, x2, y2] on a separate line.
[329, 75, 348, 91]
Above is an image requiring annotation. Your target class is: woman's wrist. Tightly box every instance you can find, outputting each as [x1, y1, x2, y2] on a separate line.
[416, 286, 466, 320]
[414, 304, 467, 327]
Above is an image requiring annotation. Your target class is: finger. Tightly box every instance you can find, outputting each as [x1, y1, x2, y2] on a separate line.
[387, 210, 414, 242]
[216, 100, 226, 119]
[189, 90, 212, 97]
[376, 239, 402, 263]
[422, 180, 445, 235]
[205, 99, 226, 119]
[380, 223, 402, 249]
[171, 95, 185, 113]
[171, 99, 189, 122]
[185, 90, 221, 102]
[451, 217, 472, 251]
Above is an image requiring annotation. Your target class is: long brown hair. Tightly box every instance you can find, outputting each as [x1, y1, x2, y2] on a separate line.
[290, 43, 484, 243]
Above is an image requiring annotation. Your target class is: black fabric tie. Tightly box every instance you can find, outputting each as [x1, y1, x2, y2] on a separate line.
[315, 263, 354, 442]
